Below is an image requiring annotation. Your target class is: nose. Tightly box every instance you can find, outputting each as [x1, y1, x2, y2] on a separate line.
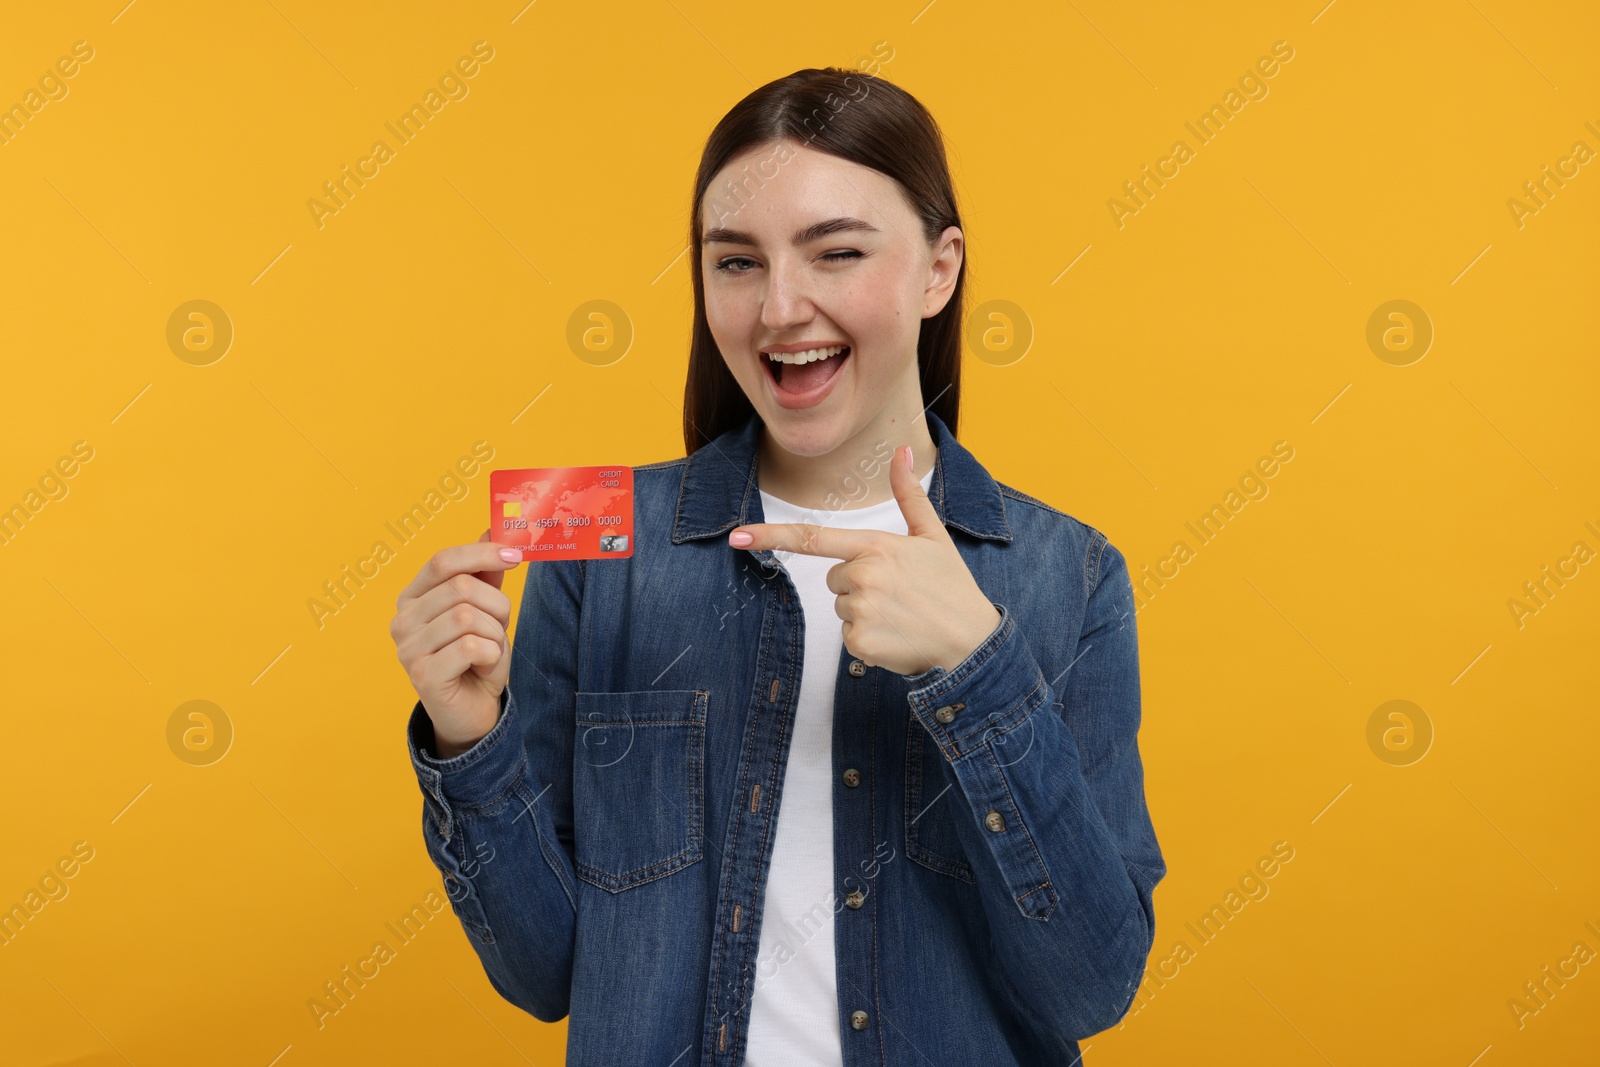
[759, 255, 816, 335]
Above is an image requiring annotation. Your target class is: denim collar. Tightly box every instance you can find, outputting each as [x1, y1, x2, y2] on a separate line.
[670, 408, 1014, 549]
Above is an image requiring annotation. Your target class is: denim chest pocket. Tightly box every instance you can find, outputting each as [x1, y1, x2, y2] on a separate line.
[573, 689, 708, 893]
[904, 723, 976, 884]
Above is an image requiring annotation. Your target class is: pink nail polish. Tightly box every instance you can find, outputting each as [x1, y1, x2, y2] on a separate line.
[498, 548, 520, 562]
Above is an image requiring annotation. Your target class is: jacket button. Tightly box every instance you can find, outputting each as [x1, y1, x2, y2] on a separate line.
[850, 1009, 869, 1030]
[844, 889, 865, 909]
[984, 809, 1006, 832]
[934, 703, 961, 724]
[848, 658, 866, 677]
[842, 768, 861, 788]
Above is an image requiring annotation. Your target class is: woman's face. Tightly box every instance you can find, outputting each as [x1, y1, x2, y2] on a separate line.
[700, 138, 962, 459]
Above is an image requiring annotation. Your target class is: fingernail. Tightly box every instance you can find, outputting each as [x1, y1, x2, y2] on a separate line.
[729, 531, 753, 547]
[498, 548, 521, 562]
[904, 445, 913, 472]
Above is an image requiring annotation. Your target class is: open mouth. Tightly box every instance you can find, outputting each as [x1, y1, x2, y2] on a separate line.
[762, 344, 852, 395]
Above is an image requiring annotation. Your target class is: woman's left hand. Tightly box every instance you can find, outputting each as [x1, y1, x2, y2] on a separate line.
[728, 445, 1002, 677]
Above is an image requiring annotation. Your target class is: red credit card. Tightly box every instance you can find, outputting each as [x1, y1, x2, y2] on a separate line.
[489, 466, 634, 560]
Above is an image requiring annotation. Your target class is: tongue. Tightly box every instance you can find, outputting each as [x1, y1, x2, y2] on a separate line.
[780, 353, 840, 392]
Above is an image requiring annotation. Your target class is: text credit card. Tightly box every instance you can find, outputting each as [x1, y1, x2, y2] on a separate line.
[489, 466, 634, 561]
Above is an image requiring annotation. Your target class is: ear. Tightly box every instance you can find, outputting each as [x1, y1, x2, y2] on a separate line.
[921, 225, 964, 319]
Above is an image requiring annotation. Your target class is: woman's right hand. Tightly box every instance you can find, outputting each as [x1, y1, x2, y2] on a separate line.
[391, 530, 523, 758]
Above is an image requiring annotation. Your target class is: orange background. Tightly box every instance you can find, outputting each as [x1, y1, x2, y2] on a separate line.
[2, 1, 1596, 1064]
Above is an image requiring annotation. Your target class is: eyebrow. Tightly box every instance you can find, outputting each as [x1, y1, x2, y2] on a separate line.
[702, 216, 881, 248]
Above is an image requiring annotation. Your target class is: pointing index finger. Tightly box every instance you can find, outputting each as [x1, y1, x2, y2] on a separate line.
[728, 522, 877, 560]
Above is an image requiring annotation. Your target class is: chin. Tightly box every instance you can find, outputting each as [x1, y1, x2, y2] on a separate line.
[761, 414, 854, 458]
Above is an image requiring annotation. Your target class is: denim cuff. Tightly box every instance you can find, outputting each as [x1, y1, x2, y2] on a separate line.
[905, 602, 1049, 763]
[407, 688, 523, 813]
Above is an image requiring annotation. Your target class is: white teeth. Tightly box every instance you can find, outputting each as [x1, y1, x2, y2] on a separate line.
[764, 344, 848, 364]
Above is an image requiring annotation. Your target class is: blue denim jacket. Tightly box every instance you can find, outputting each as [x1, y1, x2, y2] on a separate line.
[405, 409, 1165, 1066]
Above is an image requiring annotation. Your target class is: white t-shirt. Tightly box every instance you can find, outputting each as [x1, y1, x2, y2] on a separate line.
[743, 468, 935, 1066]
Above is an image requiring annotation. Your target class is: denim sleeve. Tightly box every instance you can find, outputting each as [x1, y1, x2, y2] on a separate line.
[903, 531, 1165, 1041]
[405, 557, 584, 1023]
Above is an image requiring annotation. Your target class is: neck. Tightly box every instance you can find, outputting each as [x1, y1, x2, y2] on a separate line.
[757, 406, 936, 512]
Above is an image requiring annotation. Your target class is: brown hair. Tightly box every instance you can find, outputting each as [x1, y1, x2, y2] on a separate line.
[682, 67, 966, 456]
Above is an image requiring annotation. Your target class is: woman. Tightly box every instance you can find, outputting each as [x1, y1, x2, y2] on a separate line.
[389, 67, 1164, 1066]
